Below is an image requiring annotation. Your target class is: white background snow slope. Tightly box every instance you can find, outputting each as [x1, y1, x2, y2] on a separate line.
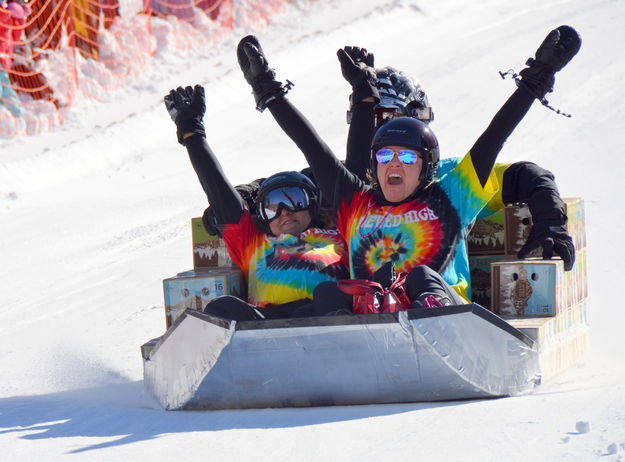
[1, 0, 625, 460]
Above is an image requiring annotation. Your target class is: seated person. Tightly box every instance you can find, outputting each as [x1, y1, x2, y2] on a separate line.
[339, 51, 575, 274]
[164, 85, 349, 321]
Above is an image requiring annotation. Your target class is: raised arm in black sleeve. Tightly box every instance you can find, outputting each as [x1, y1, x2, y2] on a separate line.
[337, 46, 378, 183]
[184, 135, 245, 225]
[267, 96, 364, 208]
[237, 35, 364, 209]
[164, 85, 245, 226]
[469, 86, 535, 187]
[345, 101, 376, 182]
[469, 25, 581, 187]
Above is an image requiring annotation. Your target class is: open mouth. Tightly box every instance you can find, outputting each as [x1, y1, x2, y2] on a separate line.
[281, 218, 297, 227]
[387, 173, 403, 186]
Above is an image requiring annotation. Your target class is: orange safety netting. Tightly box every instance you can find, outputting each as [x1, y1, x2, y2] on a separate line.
[0, 0, 296, 139]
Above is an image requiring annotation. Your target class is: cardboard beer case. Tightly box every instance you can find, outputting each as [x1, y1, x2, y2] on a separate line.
[505, 301, 589, 381]
[504, 198, 586, 257]
[504, 301, 588, 347]
[538, 326, 589, 382]
[563, 247, 588, 309]
[467, 209, 505, 255]
[163, 267, 245, 328]
[491, 254, 587, 317]
[469, 254, 514, 309]
[191, 217, 233, 268]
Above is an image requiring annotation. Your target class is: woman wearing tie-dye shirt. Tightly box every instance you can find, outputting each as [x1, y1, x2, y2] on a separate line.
[332, 117, 495, 302]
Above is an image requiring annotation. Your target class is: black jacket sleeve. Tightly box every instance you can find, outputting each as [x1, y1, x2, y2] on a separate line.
[267, 96, 364, 208]
[344, 101, 376, 182]
[184, 134, 245, 225]
[501, 161, 560, 204]
[469, 86, 536, 187]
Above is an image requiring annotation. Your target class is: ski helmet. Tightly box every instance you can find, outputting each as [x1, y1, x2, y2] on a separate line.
[370, 117, 440, 185]
[376, 67, 434, 126]
[346, 66, 434, 126]
[254, 171, 319, 235]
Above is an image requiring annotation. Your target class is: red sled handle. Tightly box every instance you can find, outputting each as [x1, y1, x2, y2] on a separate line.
[337, 279, 384, 296]
[337, 273, 412, 313]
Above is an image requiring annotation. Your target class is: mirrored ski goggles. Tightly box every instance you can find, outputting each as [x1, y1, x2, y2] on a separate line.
[260, 186, 312, 221]
[375, 148, 421, 165]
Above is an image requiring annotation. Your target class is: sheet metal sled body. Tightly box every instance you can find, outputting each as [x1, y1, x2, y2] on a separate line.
[142, 304, 540, 410]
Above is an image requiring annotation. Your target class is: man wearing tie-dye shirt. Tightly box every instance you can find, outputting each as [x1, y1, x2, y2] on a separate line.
[165, 86, 348, 321]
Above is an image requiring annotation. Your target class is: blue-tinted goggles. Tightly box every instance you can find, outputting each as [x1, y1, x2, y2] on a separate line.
[260, 186, 311, 221]
[375, 148, 421, 165]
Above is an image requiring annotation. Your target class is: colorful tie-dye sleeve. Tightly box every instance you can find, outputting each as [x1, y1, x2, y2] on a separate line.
[221, 211, 263, 280]
[440, 152, 499, 227]
[476, 162, 510, 219]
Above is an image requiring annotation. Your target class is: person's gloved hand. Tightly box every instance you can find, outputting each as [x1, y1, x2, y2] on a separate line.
[336, 46, 379, 103]
[237, 35, 288, 111]
[202, 206, 221, 237]
[517, 189, 575, 271]
[519, 25, 581, 99]
[164, 85, 206, 145]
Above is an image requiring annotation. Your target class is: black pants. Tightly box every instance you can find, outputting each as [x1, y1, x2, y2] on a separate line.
[203, 295, 314, 321]
[312, 265, 465, 316]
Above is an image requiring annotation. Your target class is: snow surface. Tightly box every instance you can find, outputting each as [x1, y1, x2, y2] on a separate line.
[2, 0, 625, 460]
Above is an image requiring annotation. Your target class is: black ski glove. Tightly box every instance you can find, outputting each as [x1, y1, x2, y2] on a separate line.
[518, 189, 575, 271]
[237, 35, 291, 112]
[337, 46, 379, 104]
[164, 85, 206, 145]
[202, 206, 221, 236]
[518, 25, 581, 99]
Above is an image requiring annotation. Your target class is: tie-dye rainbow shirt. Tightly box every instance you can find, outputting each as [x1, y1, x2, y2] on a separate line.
[222, 211, 349, 307]
[336, 153, 498, 300]
[439, 157, 509, 220]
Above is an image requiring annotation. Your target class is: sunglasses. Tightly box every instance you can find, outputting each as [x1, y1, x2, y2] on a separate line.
[375, 148, 421, 165]
[259, 186, 311, 221]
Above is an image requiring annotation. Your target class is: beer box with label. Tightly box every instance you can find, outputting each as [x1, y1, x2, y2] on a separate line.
[192, 217, 233, 268]
[491, 260, 566, 316]
[504, 198, 586, 257]
[491, 252, 587, 317]
[469, 254, 514, 309]
[163, 267, 244, 328]
[538, 326, 589, 382]
[504, 301, 588, 347]
[562, 247, 588, 309]
[467, 209, 505, 255]
[505, 301, 589, 381]
[512, 321, 589, 382]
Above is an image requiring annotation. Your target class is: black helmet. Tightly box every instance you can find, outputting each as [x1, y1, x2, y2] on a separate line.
[375, 66, 434, 126]
[254, 171, 319, 235]
[346, 66, 434, 126]
[370, 117, 440, 185]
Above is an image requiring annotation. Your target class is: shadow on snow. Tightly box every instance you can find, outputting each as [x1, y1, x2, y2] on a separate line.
[0, 379, 489, 454]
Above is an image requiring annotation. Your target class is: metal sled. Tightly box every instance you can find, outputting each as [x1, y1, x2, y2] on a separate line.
[141, 304, 540, 410]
